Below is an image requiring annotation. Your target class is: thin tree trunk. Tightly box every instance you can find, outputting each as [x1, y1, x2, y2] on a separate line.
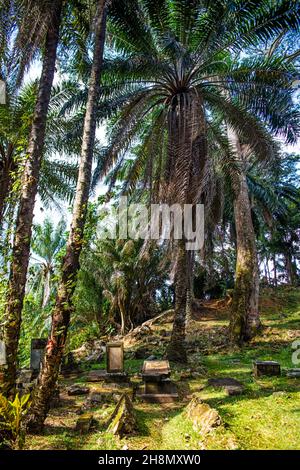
[26, 0, 107, 432]
[228, 129, 261, 344]
[42, 267, 51, 309]
[273, 255, 278, 287]
[1, 1, 62, 398]
[0, 168, 10, 225]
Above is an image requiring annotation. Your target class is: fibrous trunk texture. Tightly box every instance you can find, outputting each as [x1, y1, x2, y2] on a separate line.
[167, 91, 206, 362]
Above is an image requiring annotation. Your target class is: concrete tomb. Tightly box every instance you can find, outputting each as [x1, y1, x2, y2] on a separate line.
[253, 361, 281, 377]
[137, 360, 178, 403]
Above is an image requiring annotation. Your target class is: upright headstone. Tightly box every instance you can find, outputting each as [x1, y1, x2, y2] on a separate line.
[0, 340, 6, 366]
[30, 338, 47, 371]
[106, 342, 124, 373]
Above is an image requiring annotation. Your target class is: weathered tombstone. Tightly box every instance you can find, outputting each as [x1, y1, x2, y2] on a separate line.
[104, 341, 129, 384]
[138, 360, 178, 403]
[0, 340, 6, 366]
[107, 394, 137, 437]
[106, 341, 124, 373]
[253, 361, 281, 377]
[75, 413, 94, 434]
[30, 338, 47, 372]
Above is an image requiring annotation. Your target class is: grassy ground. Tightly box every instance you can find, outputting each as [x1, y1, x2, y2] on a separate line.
[26, 286, 300, 450]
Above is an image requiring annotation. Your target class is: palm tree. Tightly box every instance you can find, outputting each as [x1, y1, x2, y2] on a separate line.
[30, 218, 66, 311]
[82, 0, 299, 359]
[2, 0, 63, 397]
[26, 0, 108, 432]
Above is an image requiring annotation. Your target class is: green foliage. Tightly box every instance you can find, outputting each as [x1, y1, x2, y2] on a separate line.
[0, 393, 30, 450]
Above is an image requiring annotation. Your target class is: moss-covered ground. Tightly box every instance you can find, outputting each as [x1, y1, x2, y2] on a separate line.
[26, 287, 300, 450]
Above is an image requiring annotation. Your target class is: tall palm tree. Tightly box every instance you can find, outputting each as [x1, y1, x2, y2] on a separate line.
[2, 0, 63, 397]
[26, 0, 108, 432]
[83, 0, 300, 359]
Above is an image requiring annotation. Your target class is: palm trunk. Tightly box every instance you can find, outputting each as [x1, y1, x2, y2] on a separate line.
[228, 129, 261, 344]
[1, 0, 62, 398]
[167, 238, 188, 362]
[26, 0, 107, 432]
[167, 92, 206, 362]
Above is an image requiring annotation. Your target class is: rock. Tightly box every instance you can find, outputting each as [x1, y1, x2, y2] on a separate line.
[67, 384, 90, 396]
[71, 340, 105, 364]
[107, 394, 137, 438]
[286, 369, 300, 378]
[186, 396, 221, 435]
[75, 413, 94, 433]
[253, 361, 281, 377]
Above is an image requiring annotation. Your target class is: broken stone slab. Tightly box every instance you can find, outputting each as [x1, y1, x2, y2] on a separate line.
[75, 413, 94, 433]
[67, 384, 90, 396]
[286, 368, 300, 378]
[253, 361, 281, 377]
[207, 377, 244, 396]
[186, 396, 221, 435]
[107, 394, 137, 438]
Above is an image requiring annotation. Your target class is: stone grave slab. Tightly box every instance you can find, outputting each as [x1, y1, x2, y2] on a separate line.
[253, 361, 281, 377]
[30, 338, 47, 371]
[207, 377, 244, 395]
